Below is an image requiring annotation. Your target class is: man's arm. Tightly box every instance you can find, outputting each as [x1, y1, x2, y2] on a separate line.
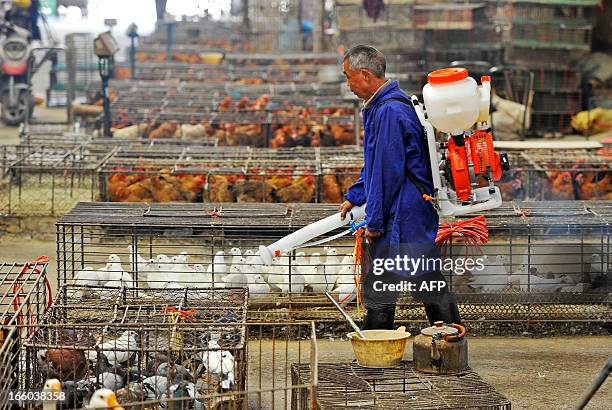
[365, 106, 408, 234]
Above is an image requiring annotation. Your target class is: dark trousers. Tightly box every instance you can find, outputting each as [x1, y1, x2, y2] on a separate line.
[361, 265, 462, 330]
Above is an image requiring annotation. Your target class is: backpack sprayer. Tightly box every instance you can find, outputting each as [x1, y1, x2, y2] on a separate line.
[258, 67, 509, 265]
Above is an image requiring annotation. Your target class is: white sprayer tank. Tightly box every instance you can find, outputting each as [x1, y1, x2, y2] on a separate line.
[422, 67, 491, 135]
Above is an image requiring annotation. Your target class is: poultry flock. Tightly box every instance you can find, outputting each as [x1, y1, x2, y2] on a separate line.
[106, 167, 360, 204]
[110, 94, 358, 147]
[494, 165, 612, 201]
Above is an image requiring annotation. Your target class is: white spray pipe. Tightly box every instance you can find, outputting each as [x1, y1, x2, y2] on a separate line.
[257, 204, 366, 265]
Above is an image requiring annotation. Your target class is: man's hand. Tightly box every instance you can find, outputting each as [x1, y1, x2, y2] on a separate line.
[365, 228, 381, 243]
[339, 200, 354, 220]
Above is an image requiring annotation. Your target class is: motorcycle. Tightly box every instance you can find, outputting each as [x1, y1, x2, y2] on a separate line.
[0, 16, 34, 125]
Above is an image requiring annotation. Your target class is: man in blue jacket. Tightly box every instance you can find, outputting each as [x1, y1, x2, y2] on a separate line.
[339, 45, 461, 330]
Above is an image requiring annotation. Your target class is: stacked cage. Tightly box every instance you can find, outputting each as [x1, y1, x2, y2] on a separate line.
[96, 80, 357, 147]
[47, 33, 96, 107]
[0, 260, 50, 410]
[504, 0, 599, 135]
[247, 0, 324, 52]
[97, 146, 363, 204]
[56, 201, 610, 323]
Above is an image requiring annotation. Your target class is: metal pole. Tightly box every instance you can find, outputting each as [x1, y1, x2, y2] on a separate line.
[99, 57, 112, 138]
[573, 358, 611, 410]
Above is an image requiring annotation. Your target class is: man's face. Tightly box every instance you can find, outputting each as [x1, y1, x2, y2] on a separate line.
[343, 59, 372, 100]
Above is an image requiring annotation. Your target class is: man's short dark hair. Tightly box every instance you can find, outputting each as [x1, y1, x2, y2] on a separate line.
[343, 45, 386, 78]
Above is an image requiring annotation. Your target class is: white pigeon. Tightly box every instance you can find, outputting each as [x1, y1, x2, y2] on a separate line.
[469, 255, 509, 291]
[340, 253, 355, 267]
[88, 330, 138, 365]
[202, 340, 235, 390]
[509, 265, 565, 292]
[230, 247, 242, 266]
[206, 251, 227, 283]
[279, 269, 306, 295]
[333, 264, 357, 305]
[175, 251, 189, 264]
[104, 254, 134, 288]
[245, 250, 264, 275]
[67, 267, 100, 298]
[223, 264, 247, 288]
[169, 255, 194, 274]
[248, 274, 270, 298]
[127, 245, 156, 283]
[324, 247, 341, 284]
[266, 253, 290, 292]
[305, 264, 332, 292]
[508, 264, 529, 291]
[87, 388, 123, 409]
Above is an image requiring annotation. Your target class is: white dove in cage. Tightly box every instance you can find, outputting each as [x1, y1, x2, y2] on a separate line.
[230, 247, 242, 266]
[200, 339, 235, 390]
[469, 254, 509, 291]
[207, 251, 227, 280]
[67, 267, 100, 298]
[89, 371, 124, 391]
[127, 245, 157, 283]
[103, 254, 134, 288]
[333, 264, 357, 305]
[142, 375, 168, 401]
[223, 261, 248, 288]
[248, 274, 270, 298]
[324, 247, 341, 284]
[266, 252, 290, 292]
[88, 330, 138, 366]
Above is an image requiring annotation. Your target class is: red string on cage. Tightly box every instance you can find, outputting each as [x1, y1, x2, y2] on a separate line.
[436, 215, 489, 258]
[11, 256, 53, 331]
[163, 306, 197, 322]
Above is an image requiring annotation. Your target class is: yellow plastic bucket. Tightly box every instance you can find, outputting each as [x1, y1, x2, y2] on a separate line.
[347, 326, 411, 368]
[200, 52, 224, 65]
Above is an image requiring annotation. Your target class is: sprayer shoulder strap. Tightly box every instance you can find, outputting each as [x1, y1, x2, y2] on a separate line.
[370, 97, 432, 200]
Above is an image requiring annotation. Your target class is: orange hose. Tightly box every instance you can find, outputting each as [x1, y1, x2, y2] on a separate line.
[436, 215, 489, 258]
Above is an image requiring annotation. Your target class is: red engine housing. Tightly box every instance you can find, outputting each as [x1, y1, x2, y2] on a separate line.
[445, 130, 504, 202]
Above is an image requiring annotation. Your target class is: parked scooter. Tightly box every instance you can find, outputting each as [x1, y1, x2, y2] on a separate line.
[0, 12, 34, 125]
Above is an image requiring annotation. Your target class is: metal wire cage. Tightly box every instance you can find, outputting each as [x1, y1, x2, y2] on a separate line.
[1, 144, 111, 216]
[0, 261, 50, 410]
[56, 201, 610, 323]
[18, 314, 317, 410]
[293, 360, 510, 410]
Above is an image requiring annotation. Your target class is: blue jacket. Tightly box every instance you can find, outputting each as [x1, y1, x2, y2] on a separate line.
[345, 80, 439, 249]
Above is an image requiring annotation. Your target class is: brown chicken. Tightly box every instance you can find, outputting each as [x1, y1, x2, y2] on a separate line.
[338, 171, 360, 194]
[206, 174, 234, 202]
[547, 171, 575, 200]
[249, 94, 269, 111]
[497, 177, 523, 201]
[330, 123, 355, 145]
[322, 174, 342, 203]
[232, 180, 273, 202]
[235, 96, 250, 110]
[151, 172, 185, 202]
[149, 122, 179, 139]
[275, 175, 315, 203]
[115, 178, 154, 202]
[265, 175, 294, 190]
[177, 174, 206, 202]
[575, 171, 611, 200]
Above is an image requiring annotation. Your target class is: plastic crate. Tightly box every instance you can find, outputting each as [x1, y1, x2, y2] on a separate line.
[510, 23, 592, 51]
